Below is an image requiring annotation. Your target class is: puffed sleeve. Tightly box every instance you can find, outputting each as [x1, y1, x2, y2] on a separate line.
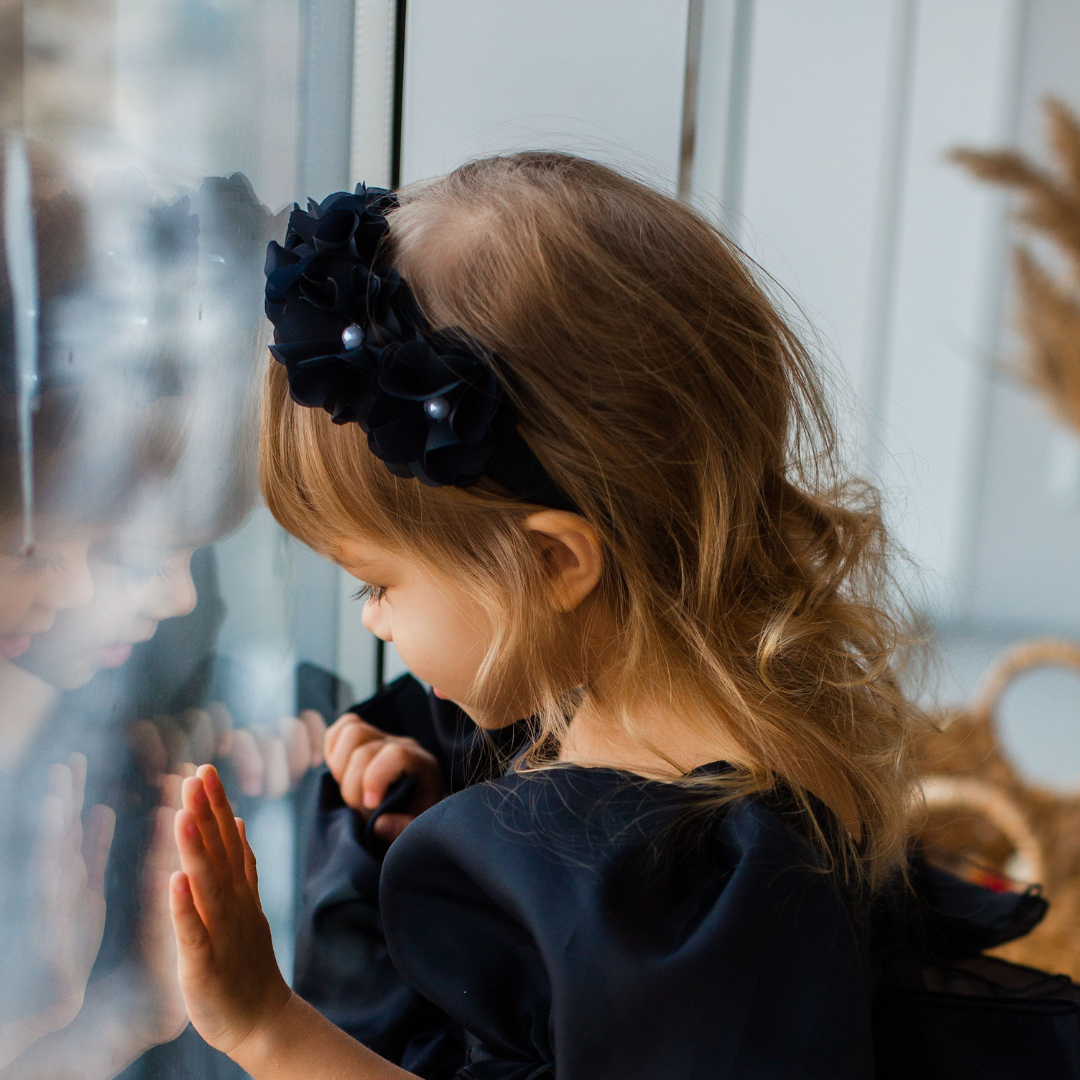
[381, 770, 875, 1080]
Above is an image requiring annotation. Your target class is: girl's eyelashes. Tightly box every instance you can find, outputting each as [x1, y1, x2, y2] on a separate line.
[121, 562, 173, 585]
[352, 583, 387, 604]
[92, 539, 177, 584]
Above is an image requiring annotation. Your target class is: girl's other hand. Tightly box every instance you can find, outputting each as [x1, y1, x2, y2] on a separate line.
[323, 714, 445, 843]
[170, 765, 291, 1059]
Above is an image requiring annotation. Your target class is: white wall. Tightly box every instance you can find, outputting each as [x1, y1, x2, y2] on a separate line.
[878, 0, 1025, 615]
[399, 0, 690, 189]
[689, 0, 1026, 618]
[966, 0, 1080, 633]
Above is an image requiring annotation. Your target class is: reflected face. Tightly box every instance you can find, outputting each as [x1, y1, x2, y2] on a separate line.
[18, 533, 198, 690]
[337, 537, 522, 729]
[0, 529, 95, 660]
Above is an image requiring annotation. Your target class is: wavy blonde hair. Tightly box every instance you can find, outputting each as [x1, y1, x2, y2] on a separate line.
[262, 152, 923, 889]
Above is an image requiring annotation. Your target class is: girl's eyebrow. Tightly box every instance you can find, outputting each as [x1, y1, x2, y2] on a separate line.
[342, 555, 388, 578]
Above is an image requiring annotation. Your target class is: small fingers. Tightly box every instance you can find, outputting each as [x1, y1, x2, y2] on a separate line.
[229, 729, 264, 797]
[68, 752, 88, 818]
[209, 702, 234, 757]
[36, 793, 65, 915]
[146, 802, 180, 876]
[129, 721, 168, 781]
[300, 709, 327, 767]
[183, 708, 217, 765]
[371, 812, 413, 844]
[259, 735, 289, 799]
[196, 765, 245, 874]
[338, 739, 386, 810]
[169, 871, 211, 956]
[182, 776, 231, 873]
[160, 772, 184, 810]
[82, 804, 117, 896]
[361, 742, 418, 810]
[236, 818, 260, 906]
[174, 807, 227, 924]
[323, 711, 358, 761]
[280, 717, 310, 783]
[325, 716, 383, 782]
[46, 763, 74, 828]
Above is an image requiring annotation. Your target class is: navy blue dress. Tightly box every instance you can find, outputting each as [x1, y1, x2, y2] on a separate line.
[298, 676, 1074, 1079]
[380, 764, 875, 1080]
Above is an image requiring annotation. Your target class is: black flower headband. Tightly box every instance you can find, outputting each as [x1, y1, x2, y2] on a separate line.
[263, 185, 573, 511]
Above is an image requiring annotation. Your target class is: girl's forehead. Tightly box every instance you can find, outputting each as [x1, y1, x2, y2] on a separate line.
[0, 514, 104, 553]
[333, 536, 398, 570]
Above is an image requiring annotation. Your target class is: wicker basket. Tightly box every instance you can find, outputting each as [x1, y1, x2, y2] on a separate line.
[917, 639, 1080, 978]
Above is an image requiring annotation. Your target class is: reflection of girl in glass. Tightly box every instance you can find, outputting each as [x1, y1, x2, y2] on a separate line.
[0, 145, 282, 1078]
[0, 139, 124, 1070]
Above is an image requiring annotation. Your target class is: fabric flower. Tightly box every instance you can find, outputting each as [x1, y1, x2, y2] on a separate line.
[366, 335, 514, 486]
[263, 183, 574, 507]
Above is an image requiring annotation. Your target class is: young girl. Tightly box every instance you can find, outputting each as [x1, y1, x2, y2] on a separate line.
[168, 152, 926, 1079]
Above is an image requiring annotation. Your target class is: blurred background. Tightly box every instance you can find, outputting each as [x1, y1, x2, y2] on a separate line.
[3, 0, 1080, 1074]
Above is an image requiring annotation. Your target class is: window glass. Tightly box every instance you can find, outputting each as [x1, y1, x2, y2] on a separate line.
[0, 3, 350, 1076]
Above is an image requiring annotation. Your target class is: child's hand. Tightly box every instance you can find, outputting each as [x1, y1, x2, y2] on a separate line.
[169, 765, 291, 1059]
[34, 753, 116, 1031]
[324, 714, 445, 843]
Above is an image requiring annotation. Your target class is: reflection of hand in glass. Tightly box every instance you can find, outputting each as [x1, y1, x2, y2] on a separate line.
[0, 777, 189, 1080]
[128, 704, 326, 798]
[0, 753, 115, 1070]
[35, 755, 115, 1026]
[229, 710, 327, 798]
[123, 775, 190, 1048]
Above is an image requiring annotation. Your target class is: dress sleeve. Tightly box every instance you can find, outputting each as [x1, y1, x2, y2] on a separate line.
[381, 777, 876, 1080]
[293, 768, 468, 1079]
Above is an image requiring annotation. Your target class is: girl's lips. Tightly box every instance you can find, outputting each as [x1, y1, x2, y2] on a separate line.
[0, 635, 32, 660]
[432, 687, 447, 699]
[96, 642, 133, 669]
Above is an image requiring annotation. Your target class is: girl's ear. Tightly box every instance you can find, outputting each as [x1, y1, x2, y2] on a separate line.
[523, 511, 603, 613]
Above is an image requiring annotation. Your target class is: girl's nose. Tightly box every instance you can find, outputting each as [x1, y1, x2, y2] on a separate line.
[361, 600, 392, 643]
[142, 550, 198, 622]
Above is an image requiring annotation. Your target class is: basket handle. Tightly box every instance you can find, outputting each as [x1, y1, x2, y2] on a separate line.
[921, 775, 1046, 886]
[974, 638, 1080, 712]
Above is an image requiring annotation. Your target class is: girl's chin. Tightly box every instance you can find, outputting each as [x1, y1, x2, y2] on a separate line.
[432, 686, 447, 699]
[0, 635, 32, 660]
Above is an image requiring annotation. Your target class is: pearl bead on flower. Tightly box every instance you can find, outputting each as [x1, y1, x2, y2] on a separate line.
[341, 323, 364, 350]
[424, 396, 450, 421]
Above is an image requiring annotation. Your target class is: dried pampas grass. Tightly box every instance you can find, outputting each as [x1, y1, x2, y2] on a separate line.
[953, 98, 1080, 430]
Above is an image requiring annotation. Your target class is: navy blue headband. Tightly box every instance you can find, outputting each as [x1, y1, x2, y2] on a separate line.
[263, 184, 574, 511]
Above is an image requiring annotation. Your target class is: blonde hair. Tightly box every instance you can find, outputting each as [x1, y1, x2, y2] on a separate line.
[261, 152, 923, 888]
